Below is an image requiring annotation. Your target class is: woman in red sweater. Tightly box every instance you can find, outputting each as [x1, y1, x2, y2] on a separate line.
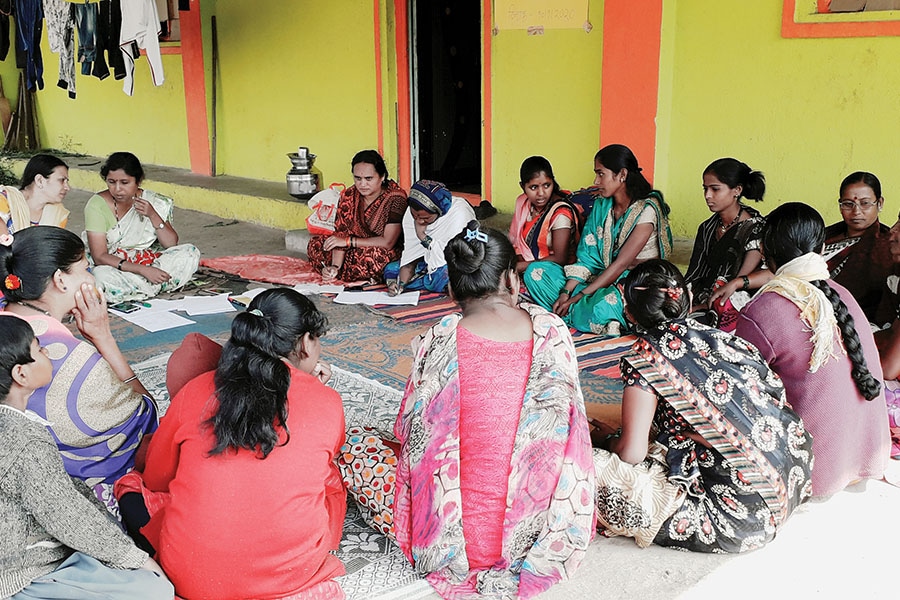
[116, 289, 346, 600]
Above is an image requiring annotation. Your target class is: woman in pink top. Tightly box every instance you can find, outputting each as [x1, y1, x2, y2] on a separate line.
[392, 221, 595, 599]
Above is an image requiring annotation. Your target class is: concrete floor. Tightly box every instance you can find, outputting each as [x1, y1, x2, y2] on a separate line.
[63, 184, 899, 599]
[64, 189, 297, 259]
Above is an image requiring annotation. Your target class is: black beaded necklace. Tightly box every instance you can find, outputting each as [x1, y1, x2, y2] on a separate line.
[16, 300, 52, 317]
[718, 206, 744, 234]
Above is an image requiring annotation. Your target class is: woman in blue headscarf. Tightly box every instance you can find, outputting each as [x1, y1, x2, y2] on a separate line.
[385, 180, 476, 295]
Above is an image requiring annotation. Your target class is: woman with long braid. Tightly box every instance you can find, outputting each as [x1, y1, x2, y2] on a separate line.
[736, 202, 890, 497]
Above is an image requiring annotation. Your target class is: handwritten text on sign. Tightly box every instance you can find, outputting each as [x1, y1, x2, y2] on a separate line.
[496, 0, 589, 30]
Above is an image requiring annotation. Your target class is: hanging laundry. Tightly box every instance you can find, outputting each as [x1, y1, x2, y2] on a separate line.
[100, 0, 127, 80]
[120, 0, 164, 95]
[14, 0, 44, 92]
[73, 0, 111, 80]
[43, 0, 77, 98]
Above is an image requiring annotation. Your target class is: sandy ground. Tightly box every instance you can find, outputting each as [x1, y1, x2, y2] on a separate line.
[65, 187, 899, 599]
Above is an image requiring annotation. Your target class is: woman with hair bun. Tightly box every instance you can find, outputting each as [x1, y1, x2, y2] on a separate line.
[823, 171, 892, 324]
[591, 259, 812, 552]
[388, 221, 595, 598]
[685, 158, 767, 323]
[0, 153, 71, 236]
[115, 289, 347, 599]
[524, 144, 673, 335]
[736, 202, 890, 497]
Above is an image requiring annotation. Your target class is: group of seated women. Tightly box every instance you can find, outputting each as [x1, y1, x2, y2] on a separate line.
[0, 144, 895, 600]
[1, 151, 200, 305]
[307, 149, 477, 295]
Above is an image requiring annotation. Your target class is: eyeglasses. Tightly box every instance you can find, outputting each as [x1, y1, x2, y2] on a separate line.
[838, 200, 878, 211]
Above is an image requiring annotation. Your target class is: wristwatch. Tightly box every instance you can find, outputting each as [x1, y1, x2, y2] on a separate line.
[156, 221, 166, 230]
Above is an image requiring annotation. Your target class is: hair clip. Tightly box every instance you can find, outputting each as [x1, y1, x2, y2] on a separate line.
[464, 227, 488, 243]
[4, 274, 22, 290]
[249, 308, 264, 317]
[0, 233, 12, 247]
[665, 287, 683, 301]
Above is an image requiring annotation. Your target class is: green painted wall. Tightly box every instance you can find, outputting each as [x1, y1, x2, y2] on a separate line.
[489, 3, 605, 212]
[657, 1, 900, 237]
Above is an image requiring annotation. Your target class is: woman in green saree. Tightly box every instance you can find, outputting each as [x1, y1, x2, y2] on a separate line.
[524, 144, 673, 334]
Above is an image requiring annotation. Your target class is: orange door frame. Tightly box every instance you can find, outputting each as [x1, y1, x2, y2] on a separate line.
[392, 1, 493, 199]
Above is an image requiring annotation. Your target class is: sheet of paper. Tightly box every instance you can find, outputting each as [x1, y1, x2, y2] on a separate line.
[143, 298, 185, 313]
[178, 293, 237, 315]
[333, 290, 420, 306]
[292, 283, 345, 294]
[113, 309, 196, 332]
[229, 287, 269, 308]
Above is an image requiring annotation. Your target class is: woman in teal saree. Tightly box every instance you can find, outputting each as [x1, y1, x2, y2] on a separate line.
[525, 144, 673, 334]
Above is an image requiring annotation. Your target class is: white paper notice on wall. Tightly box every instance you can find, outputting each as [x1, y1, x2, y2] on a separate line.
[495, 0, 590, 31]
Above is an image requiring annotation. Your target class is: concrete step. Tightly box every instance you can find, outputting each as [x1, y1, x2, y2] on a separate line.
[10, 156, 313, 231]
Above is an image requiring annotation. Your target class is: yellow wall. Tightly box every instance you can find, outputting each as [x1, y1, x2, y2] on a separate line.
[209, 1, 379, 187]
[489, 3, 605, 212]
[7, 2, 900, 238]
[32, 41, 190, 171]
[657, 1, 900, 237]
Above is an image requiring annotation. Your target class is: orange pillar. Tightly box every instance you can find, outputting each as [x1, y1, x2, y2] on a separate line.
[599, 0, 663, 180]
[180, 0, 212, 176]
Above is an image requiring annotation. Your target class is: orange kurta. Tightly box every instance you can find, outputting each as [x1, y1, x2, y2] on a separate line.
[138, 368, 346, 600]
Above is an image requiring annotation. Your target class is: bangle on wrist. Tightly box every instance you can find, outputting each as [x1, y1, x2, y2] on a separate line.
[122, 374, 138, 384]
[558, 289, 570, 297]
[741, 275, 751, 291]
[117, 258, 126, 271]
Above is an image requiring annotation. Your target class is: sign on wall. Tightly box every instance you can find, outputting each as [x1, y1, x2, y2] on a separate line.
[495, 0, 591, 32]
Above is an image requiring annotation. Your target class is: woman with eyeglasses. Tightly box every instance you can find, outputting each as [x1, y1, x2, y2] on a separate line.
[822, 171, 892, 324]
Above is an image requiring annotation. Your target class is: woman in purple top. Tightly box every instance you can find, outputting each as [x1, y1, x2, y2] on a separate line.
[735, 202, 890, 497]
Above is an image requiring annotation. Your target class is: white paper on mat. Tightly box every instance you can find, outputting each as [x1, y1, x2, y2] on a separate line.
[114, 310, 196, 332]
[229, 287, 268, 308]
[333, 290, 419, 306]
[179, 293, 237, 315]
[292, 283, 345, 294]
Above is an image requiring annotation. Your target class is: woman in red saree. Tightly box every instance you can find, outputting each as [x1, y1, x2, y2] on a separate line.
[307, 150, 407, 282]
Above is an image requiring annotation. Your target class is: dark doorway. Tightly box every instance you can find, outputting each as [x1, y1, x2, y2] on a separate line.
[412, 1, 481, 193]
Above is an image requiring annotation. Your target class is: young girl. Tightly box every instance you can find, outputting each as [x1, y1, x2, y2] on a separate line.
[508, 155, 581, 273]
[685, 157, 767, 327]
[0, 315, 172, 599]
